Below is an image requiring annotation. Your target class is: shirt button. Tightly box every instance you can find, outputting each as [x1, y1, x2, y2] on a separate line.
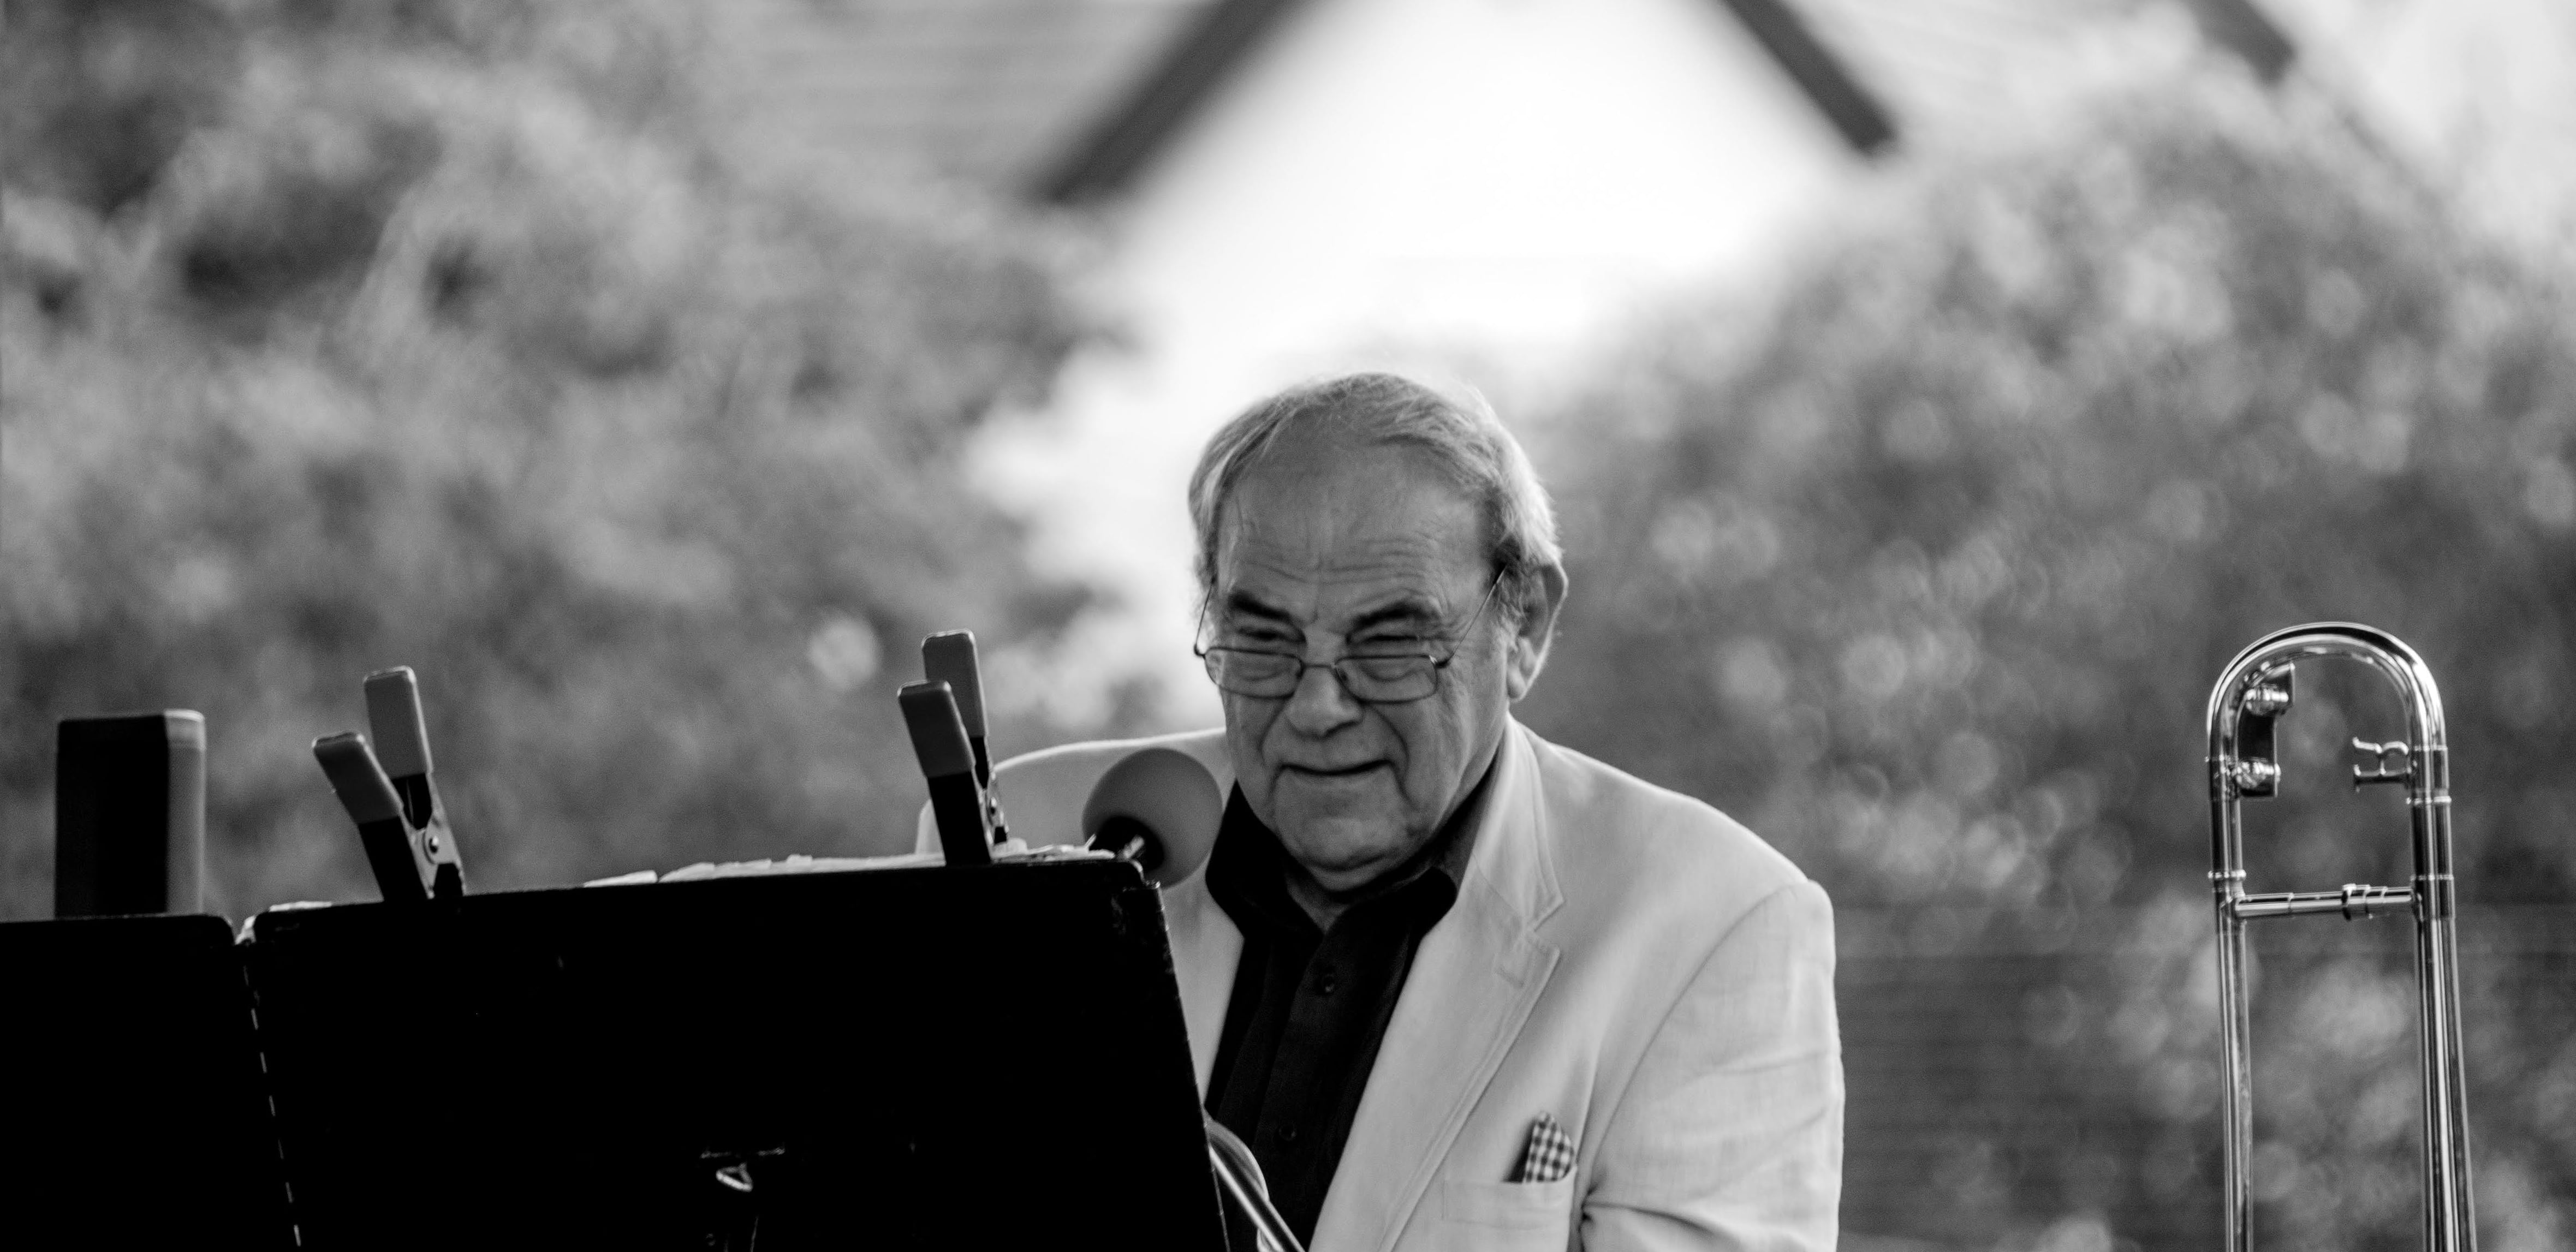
[1284, 1125, 1301, 1143]
[1317, 971, 1338, 995]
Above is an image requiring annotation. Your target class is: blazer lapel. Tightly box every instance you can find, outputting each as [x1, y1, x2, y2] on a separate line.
[1167, 740, 1243, 1095]
[1308, 723, 1564, 1252]
[1163, 869, 1242, 1095]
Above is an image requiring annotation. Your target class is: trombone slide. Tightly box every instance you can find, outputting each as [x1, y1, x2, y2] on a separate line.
[2204, 623, 2476, 1252]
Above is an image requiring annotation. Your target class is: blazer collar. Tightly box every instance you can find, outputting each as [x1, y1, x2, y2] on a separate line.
[1457, 720, 1562, 932]
[1308, 719, 1565, 1251]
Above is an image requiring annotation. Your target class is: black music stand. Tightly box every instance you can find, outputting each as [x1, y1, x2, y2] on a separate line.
[242, 858, 1228, 1249]
[0, 913, 294, 1248]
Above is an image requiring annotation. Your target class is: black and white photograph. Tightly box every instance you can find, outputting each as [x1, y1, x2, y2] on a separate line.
[3, 1, 2572, 1248]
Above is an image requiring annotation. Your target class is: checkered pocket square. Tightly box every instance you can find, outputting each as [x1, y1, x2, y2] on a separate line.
[1514, 1112, 1575, 1184]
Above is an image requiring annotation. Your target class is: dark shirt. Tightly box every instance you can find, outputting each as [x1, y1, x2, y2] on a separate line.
[1202, 766, 1490, 1245]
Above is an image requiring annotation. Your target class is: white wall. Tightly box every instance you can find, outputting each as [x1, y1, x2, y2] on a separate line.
[973, 0, 1864, 730]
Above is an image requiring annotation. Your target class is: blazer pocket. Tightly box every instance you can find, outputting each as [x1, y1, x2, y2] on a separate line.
[1437, 1175, 1576, 1230]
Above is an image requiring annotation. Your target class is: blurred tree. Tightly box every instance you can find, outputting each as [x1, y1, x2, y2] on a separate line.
[1523, 67, 2575, 1252]
[2, 0, 1108, 917]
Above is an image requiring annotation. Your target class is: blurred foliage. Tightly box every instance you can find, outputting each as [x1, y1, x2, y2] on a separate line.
[1524, 71, 2575, 1252]
[2, 0, 1117, 919]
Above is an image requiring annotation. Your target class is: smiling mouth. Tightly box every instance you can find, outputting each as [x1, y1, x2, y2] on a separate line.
[1284, 762, 1386, 778]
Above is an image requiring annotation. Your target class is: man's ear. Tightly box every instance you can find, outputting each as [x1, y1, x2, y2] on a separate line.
[1504, 564, 1568, 702]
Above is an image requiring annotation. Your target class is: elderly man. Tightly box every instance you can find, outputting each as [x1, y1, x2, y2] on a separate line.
[932, 373, 1840, 1250]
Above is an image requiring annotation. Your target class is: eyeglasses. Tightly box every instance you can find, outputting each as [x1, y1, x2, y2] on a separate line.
[1194, 575, 1505, 704]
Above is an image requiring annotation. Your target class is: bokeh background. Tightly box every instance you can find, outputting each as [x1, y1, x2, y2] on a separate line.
[4, 1, 2571, 1248]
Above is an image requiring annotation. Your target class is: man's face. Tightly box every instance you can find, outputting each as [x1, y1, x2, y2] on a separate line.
[1210, 436, 1535, 895]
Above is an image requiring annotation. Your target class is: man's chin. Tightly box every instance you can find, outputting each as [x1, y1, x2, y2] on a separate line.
[1271, 816, 1414, 890]
[1259, 773, 1421, 878]
[1270, 769, 1386, 818]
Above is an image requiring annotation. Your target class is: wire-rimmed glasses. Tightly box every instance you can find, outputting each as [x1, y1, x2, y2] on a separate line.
[1194, 575, 1505, 704]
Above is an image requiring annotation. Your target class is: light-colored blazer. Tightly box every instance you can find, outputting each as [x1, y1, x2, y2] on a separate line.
[919, 719, 1842, 1252]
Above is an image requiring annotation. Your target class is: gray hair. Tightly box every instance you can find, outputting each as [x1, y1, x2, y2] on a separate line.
[1187, 372, 1562, 619]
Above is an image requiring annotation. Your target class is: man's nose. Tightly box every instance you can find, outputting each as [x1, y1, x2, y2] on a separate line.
[1282, 660, 1363, 735]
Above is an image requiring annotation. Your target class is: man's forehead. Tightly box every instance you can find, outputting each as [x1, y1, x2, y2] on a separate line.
[1214, 439, 1487, 594]
[1216, 535, 1460, 610]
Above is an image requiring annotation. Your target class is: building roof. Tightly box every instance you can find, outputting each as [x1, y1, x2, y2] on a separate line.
[1793, 0, 2295, 153]
[721, 0, 2297, 200]
[719, 0, 1209, 193]
[726, 0, 1905, 204]
[1033, 0, 1899, 202]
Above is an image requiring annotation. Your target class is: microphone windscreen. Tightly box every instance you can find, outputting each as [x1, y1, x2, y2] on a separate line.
[920, 632, 985, 738]
[361, 667, 433, 778]
[1081, 748, 1223, 887]
[312, 733, 404, 825]
[897, 682, 975, 779]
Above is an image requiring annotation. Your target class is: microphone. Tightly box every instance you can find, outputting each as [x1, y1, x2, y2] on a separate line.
[363, 666, 466, 899]
[921, 630, 1010, 843]
[312, 732, 427, 903]
[1080, 748, 1223, 887]
[899, 681, 991, 867]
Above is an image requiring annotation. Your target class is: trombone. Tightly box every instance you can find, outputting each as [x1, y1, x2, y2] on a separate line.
[1206, 1112, 1306, 1252]
[2204, 623, 2476, 1251]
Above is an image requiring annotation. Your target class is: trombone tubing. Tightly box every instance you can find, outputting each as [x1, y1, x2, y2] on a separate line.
[1205, 1112, 1306, 1252]
[2204, 622, 2474, 1252]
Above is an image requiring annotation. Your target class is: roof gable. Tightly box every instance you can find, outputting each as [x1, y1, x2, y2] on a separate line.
[1037, 0, 1899, 204]
[722, 0, 2297, 202]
